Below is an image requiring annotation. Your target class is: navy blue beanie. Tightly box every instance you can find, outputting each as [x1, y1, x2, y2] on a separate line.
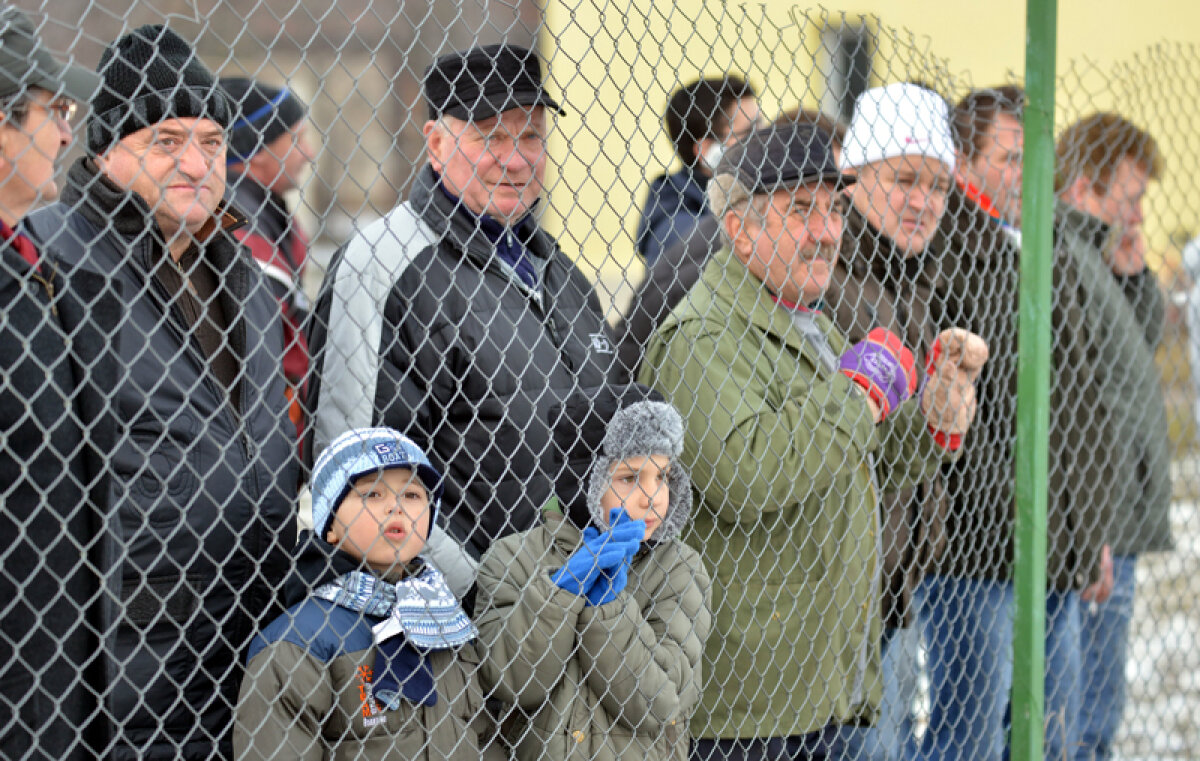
[220, 77, 307, 162]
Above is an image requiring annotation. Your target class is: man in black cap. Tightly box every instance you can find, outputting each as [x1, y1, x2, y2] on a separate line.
[0, 10, 111, 759]
[307, 43, 613, 590]
[22, 25, 298, 761]
[222, 77, 315, 439]
[640, 122, 986, 760]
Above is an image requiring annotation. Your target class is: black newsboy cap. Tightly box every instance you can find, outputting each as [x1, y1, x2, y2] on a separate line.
[424, 43, 564, 121]
[717, 122, 851, 193]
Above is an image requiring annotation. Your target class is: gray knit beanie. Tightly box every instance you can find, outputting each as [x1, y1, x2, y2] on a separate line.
[585, 401, 692, 543]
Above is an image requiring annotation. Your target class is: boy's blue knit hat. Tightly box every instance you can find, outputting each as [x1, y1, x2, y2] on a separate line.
[311, 428, 443, 538]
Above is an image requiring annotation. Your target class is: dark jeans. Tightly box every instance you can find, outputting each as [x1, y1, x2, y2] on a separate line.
[691, 724, 844, 761]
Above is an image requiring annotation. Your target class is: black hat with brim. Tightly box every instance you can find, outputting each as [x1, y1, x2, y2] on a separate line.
[424, 43, 564, 122]
[717, 122, 853, 193]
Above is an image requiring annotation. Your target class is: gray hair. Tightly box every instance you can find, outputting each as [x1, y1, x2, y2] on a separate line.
[708, 171, 769, 246]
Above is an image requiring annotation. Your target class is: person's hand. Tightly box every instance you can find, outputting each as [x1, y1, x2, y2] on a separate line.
[838, 328, 917, 424]
[582, 508, 645, 607]
[550, 508, 645, 597]
[1082, 544, 1115, 604]
[921, 328, 989, 448]
[550, 526, 626, 595]
[585, 563, 630, 607]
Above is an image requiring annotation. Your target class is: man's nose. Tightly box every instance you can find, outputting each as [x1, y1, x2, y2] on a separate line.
[176, 139, 211, 178]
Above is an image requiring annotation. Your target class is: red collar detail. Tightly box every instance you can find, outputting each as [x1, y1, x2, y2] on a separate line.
[0, 219, 39, 272]
[957, 179, 1002, 221]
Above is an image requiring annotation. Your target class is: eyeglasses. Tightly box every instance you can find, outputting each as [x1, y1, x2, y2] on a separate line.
[46, 100, 77, 124]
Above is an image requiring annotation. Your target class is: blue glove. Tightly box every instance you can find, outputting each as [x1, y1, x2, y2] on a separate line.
[582, 508, 646, 606]
[550, 526, 626, 596]
[601, 508, 647, 563]
[585, 562, 629, 607]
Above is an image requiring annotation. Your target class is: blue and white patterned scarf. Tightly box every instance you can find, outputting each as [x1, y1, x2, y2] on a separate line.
[313, 562, 477, 650]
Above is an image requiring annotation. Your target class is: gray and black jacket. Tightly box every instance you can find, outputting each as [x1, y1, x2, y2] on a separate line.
[24, 158, 299, 761]
[306, 165, 613, 563]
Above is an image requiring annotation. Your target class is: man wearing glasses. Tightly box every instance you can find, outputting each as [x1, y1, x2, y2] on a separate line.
[0, 8, 106, 758]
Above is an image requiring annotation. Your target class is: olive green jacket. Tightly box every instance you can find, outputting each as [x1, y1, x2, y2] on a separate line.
[475, 512, 712, 761]
[1057, 207, 1173, 556]
[639, 248, 951, 739]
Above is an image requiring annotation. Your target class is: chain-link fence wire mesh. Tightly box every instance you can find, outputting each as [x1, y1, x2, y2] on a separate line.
[2, 1, 1199, 759]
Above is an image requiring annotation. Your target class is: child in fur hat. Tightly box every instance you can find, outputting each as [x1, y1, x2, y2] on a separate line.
[235, 427, 484, 760]
[474, 383, 713, 761]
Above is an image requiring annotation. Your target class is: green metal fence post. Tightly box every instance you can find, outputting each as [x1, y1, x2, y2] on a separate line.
[1012, 1, 1056, 760]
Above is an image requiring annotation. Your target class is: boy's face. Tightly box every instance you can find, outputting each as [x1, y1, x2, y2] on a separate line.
[326, 467, 432, 573]
[600, 454, 671, 541]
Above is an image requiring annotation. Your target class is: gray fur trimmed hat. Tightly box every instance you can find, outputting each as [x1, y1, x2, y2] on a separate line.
[584, 400, 692, 544]
[87, 25, 231, 154]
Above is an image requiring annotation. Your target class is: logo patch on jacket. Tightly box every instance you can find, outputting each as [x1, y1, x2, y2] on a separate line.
[356, 665, 387, 728]
[589, 333, 614, 354]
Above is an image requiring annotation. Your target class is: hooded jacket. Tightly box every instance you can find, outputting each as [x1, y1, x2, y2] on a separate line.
[0, 225, 120, 759]
[236, 534, 485, 761]
[826, 206, 949, 629]
[639, 247, 953, 739]
[474, 385, 712, 761]
[306, 164, 613, 563]
[23, 158, 299, 761]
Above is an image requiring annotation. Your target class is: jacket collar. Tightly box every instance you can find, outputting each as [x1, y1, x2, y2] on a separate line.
[842, 205, 940, 291]
[702, 246, 835, 362]
[1054, 202, 1112, 254]
[409, 164, 557, 276]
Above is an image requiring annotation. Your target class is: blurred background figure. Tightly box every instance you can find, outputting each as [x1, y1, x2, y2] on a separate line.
[635, 74, 762, 264]
[222, 76, 316, 441]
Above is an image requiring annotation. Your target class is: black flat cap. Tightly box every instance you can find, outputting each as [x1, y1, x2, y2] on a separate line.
[717, 122, 851, 192]
[424, 43, 564, 121]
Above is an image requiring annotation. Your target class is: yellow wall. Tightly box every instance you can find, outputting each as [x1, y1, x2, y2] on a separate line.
[541, 0, 1200, 283]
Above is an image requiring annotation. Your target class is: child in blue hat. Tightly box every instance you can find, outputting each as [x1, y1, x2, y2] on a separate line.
[235, 427, 483, 760]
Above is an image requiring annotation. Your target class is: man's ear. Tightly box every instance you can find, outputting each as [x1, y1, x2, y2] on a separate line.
[725, 209, 750, 262]
[423, 119, 445, 173]
[1061, 174, 1094, 208]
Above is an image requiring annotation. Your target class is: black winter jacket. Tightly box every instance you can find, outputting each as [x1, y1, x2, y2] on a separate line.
[307, 165, 613, 560]
[0, 229, 120, 759]
[24, 158, 299, 761]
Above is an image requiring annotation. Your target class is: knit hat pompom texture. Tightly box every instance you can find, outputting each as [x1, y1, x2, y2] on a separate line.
[311, 428, 443, 540]
[585, 401, 693, 543]
[840, 82, 956, 172]
[88, 24, 231, 154]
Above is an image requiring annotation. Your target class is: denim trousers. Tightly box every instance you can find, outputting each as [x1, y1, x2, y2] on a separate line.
[1025, 587, 1082, 761]
[1074, 554, 1137, 761]
[909, 575, 1014, 761]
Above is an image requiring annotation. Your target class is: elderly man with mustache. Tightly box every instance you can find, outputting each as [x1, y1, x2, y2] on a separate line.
[641, 121, 987, 761]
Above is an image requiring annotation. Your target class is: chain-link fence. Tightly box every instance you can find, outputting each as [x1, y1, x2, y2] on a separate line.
[2, 1, 1199, 760]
